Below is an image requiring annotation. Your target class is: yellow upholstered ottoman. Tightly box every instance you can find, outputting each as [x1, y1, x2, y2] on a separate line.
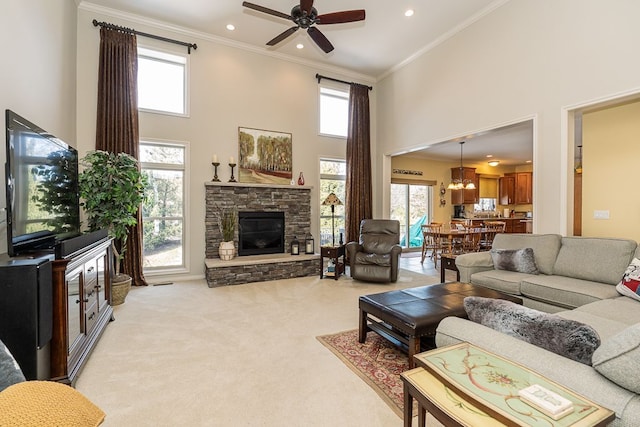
[0, 381, 105, 426]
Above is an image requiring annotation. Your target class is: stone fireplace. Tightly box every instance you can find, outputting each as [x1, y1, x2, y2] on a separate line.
[204, 182, 319, 287]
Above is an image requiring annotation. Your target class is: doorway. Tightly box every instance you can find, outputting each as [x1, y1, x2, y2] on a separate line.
[567, 93, 640, 241]
[390, 182, 432, 249]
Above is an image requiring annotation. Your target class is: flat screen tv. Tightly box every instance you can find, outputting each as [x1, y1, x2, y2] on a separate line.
[5, 110, 80, 256]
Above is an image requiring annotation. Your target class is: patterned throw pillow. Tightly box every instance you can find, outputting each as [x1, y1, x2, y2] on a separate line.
[616, 258, 640, 302]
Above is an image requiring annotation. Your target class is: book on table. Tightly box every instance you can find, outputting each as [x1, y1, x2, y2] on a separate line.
[518, 384, 574, 420]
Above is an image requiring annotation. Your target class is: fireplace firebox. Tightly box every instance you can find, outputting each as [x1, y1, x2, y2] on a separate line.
[238, 211, 285, 256]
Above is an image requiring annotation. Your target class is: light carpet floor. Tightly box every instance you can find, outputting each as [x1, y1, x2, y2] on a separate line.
[76, 268, 450, 426]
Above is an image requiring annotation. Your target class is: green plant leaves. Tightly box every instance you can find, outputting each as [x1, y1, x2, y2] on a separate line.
[78, 150, 148, 270]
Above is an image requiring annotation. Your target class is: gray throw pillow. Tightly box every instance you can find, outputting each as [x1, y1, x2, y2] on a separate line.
[0, 340, 25, 391]
[464, 296, 600, 365]
[592, 323, 640, 393]
[490, 247, 539, 274]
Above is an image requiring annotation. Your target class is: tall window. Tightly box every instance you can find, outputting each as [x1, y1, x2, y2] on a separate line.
[137, 47, 188, 116]
[319, 86, 349, 138]
[319, 159, 346, 245]
[140, 141, 187, 271]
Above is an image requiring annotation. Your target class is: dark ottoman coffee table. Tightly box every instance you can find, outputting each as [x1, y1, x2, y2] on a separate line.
[358, 282, 522, 368]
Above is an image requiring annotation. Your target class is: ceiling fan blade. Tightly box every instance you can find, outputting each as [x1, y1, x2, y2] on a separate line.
[317, 10, 366, 24]
[242, 2, 291, 20]
[307, 26, 334, 53]
[267, 26, 299, 46]
[300, 0, 314, 15]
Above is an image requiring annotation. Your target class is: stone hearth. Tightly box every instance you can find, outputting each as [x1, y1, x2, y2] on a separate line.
[205, 253, 319, 287]
[204, 182, 317, 287]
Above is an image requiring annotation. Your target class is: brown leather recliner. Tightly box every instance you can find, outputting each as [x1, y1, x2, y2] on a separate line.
[346, 219, 402, 283]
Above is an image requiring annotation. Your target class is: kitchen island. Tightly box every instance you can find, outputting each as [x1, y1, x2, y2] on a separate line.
[452, 217, 532, 233]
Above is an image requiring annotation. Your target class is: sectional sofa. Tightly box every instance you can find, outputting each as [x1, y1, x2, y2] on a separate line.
[435, 233, 640, 426]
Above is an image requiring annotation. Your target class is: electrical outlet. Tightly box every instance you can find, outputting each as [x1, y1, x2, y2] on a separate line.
[593, 210, 610, 220]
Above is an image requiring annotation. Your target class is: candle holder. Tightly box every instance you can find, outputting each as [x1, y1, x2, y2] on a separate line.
[228, 163, 237, 182]
[211, 162, 220, 182]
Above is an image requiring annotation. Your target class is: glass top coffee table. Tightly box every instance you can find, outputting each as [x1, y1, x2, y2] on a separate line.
[401, 343, 615, 427]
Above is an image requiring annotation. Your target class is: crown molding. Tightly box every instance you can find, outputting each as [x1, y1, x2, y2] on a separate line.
[78, 1, 375, 85]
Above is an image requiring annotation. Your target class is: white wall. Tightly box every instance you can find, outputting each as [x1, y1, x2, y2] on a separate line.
[0, 0, 78, 253]
[377, 0, 640, 235]
[76, 5, 376, 280]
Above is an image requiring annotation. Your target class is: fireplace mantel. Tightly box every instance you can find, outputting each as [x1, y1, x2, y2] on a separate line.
[205, 182, 313, 190]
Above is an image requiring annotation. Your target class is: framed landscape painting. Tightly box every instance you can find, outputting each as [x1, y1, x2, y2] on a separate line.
[238, 127, 292, 185]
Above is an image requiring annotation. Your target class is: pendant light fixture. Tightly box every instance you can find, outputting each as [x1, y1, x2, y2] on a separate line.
[448, 141, 476, 190]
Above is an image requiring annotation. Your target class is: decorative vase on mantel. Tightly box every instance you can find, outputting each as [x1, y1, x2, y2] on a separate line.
[219, 241, 235, 261]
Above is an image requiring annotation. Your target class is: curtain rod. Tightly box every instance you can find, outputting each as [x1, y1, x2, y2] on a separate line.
[92, 19, 197, 54]
[315, 73, 372, 91]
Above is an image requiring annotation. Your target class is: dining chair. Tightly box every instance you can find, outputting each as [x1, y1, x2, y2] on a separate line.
[480, 221, 506, 250]
[421, 222, 443, 266]
[462, 224, 483, 253]
[449, 220, 466, 253]
[449, 219, 466, 230]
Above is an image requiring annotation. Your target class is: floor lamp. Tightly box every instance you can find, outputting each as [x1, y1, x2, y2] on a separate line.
[322, 192, 343, 246]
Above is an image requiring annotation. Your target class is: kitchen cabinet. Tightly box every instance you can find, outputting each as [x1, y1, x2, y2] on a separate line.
[510, 220, 528, 233]
[499, 174, 515, 205]
[515, 172, 533, 204]
[450, 167, 479, 204]
[499, 172, 532, 205]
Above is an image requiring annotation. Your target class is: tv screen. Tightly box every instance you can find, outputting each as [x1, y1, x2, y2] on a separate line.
[5, 110, 80, 256]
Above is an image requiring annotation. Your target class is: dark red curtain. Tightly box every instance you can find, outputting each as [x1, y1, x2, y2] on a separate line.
[345, 83, 372, 244]
[96, 27, 147, 286]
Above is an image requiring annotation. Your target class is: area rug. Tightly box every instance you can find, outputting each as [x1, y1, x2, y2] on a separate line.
[316, 329, 415, 418]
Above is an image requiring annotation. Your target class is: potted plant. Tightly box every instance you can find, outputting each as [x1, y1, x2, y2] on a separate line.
[78, 150, 147, 305]
[216, 206, 237, 260]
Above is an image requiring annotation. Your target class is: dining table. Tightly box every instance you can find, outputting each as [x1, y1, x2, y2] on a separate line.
[422, 226, 487, 254]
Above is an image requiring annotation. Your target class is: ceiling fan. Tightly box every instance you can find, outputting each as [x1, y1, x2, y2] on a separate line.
[242, 0, 365, 53]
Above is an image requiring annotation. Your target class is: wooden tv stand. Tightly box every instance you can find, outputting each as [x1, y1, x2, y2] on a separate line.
[50, 236, 113, 385]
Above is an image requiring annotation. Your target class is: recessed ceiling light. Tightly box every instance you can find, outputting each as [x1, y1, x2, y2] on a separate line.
[296, 43, 304, 49]
[226, 24, 235, 31]
[404, 9, 414, 17]
[486, 154, 494, 158]
[488, 160, 500, 167]
[526, 160, 532, 163]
